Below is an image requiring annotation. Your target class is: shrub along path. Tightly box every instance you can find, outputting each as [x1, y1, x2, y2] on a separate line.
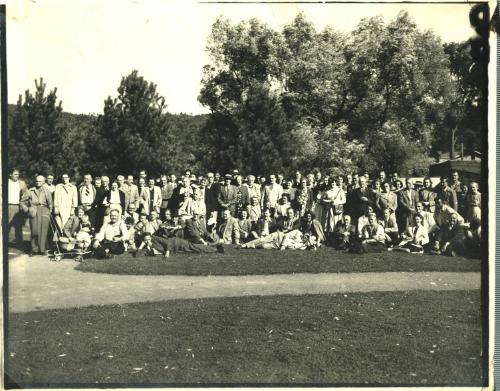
[8, 254, 480, 313]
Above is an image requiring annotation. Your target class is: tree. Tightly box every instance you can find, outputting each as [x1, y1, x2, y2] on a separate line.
[200, 12, 458, 176]
[90, 70, 196, 177]
[8, 78, 65, 179]
[439, 41, 482, 158]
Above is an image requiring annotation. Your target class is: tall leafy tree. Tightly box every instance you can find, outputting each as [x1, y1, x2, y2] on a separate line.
[8, 78, 65, 179]
[90, 70, 196, 176]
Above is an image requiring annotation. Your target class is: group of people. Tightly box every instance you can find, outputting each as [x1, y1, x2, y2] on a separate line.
[7, 167, 482, 259]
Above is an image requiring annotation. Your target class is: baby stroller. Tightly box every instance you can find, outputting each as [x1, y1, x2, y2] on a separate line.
[48, 215, 92, 262]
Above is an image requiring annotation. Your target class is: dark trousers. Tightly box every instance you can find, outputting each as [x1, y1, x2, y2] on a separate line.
[94, 240, 126, 259]
[95, 206, 106, 232]
[151, 236, 218, 254]
[8, 204, 25, 243]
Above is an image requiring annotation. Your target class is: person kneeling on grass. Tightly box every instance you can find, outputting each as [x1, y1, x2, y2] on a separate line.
[350, 213, 386, 254]
[390, 213, 429, 254]
[431, 213, 465, 257]
[92, 209, 129, 259]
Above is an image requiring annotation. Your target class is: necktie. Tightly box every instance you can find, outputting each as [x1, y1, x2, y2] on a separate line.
[85, 185, 90, 197]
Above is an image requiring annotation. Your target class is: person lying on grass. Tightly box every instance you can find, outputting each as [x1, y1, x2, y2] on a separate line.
[390, 213, 429, 254]
[134, 232, 221, 258]
[240, 209, 324, 250]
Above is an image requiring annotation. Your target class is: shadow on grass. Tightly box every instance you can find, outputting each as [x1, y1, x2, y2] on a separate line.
[74, 245, 481, 276]
[6, 290, 482, 385]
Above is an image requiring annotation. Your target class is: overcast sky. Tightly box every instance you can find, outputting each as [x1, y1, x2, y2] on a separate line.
[8, 0, 477, 115]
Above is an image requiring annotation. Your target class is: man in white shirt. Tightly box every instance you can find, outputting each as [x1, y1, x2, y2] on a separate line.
[8, 169, 27, 245]
[261, 174, 283, 215]
[78, 174, 96, 211]
[92, 209, 129, 258]
[44, 174, 56, 194]
[54, 173, 78, 232]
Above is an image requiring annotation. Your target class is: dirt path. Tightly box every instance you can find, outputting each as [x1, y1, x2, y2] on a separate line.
[8, 255, 480, 313]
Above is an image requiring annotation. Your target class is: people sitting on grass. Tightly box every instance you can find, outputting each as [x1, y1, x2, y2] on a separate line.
[237, 210, 253, 243]
[431, 213, 465, 257]
[351, 213, 386, 253]
[15, 169, 482, 259]
[391, 213, 429, 254]
[331, 214, 356, 250]
[184, 212, 217, 245]
[144, 210, 162, 234]
[216, 209, 240, 245]
[357, 205, 374, 237]
[433, 198, 464, 233]
[242, 209, 282, 249]
[135, 232, 221, 258]
[379, 207, 399, 246]
[58, 207, 93, 251]
[92, 209, 129, 259]
[415, 202, 436, 235]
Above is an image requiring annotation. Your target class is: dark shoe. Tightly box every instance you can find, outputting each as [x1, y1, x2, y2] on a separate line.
[28, 251, 35, 257]
[216, 244, 225, 253]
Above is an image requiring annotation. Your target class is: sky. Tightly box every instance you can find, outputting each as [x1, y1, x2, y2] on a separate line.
[7, 0, 479, 115]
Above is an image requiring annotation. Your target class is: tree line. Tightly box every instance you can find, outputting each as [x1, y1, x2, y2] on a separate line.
[8, 11, 481, 182]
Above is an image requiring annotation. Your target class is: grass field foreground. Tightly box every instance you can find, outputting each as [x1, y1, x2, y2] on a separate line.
[7, 290, 482, 386]
[74, 246, 481, 276]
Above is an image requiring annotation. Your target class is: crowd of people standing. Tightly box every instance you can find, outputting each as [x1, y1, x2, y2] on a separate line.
[7, 167, 482, 259]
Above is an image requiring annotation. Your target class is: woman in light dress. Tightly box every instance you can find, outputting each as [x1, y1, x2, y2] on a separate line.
[323, 179, 346, 238]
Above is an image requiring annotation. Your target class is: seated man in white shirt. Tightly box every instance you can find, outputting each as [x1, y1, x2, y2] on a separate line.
[92, 209, 129, 259]
[352, 213, 387, 253]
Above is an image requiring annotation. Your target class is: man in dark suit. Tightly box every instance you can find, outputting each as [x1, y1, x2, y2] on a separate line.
[434, 177, 458, 211]
[92, 175, 109, 231]
[351, 175, 372, 222]
[217, 174, 238, 215]
[184, 212, 217, 245]
[103, 181, 127, 216]
[396, 179, 419, 233]
[204, 172, 220, 220]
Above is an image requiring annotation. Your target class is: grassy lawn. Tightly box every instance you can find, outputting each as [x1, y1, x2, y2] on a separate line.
[74, 246, 481, 276]
[6, 290, 482, 386]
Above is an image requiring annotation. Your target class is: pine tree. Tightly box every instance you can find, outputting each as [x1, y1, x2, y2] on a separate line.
[8, 78, 64, 179]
